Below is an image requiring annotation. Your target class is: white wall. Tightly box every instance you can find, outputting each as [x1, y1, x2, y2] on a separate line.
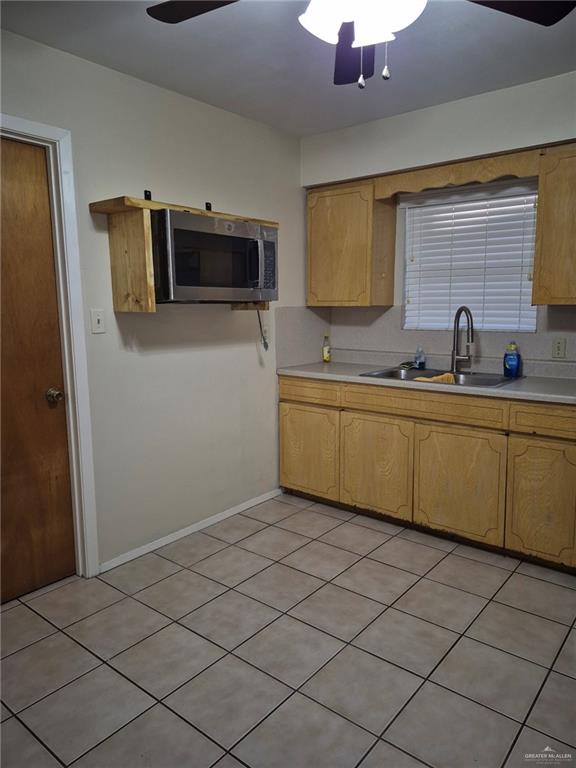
[1, 31, 306, 563]
[299, 69, 576, 377]
[301, 71, 576, 186]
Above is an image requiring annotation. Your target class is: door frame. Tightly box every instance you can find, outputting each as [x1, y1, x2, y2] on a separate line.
[1, 114, 99, 578]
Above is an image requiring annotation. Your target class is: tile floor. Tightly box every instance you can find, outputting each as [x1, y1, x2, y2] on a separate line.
[2, 493, 576, 768]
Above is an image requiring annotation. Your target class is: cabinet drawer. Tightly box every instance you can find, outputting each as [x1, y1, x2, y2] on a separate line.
[509, 401, 576, 441]
[279, 377, 341, 407]
[342, 384, 509, 430]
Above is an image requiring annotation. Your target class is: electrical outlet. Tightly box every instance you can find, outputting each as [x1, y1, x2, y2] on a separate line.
[552, 337, 567, 359]
[90, 309, 106, 334]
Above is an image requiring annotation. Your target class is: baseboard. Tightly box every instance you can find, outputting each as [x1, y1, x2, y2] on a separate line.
[98, 488, 282, 574]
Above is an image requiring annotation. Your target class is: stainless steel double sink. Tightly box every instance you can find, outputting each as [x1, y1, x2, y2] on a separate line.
[359, 367, 513, 388]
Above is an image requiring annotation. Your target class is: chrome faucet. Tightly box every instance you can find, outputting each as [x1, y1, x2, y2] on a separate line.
[450, 306, 474, 373]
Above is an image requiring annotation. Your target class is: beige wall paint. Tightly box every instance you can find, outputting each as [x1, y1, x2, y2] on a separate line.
[301, 70, 576, 186]
[1, 31, 306, 563]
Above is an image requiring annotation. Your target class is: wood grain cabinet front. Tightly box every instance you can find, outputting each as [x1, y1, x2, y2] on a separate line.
[279, 402, 340, 501]
[505, 436, 576, 567]
[414, 422, 507, 546]
[307, 184, 395, 307]
[340, 411, 413, 521]
[532, 144, 576, 305]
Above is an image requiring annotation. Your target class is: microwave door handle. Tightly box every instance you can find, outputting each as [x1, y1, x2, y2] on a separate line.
[165, 210, 175, 301]
[247, 240, 260, 287]
[257, 239, 265, 290]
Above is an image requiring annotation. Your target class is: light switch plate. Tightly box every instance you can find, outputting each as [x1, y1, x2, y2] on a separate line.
[90, 309, 106, 334]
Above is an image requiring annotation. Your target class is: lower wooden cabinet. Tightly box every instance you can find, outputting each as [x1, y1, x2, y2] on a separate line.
[340, 411, 413, 521]
[279, 402, 340, 501]
[414, 422, 507, 546]
[506, 436, 576, 566]
[278, 375, 576, 568]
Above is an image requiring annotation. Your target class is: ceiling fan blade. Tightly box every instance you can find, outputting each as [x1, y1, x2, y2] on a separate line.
[147, 0, 239, 24]
[467, 1, 576, 26]
[333, 22, 375, 85]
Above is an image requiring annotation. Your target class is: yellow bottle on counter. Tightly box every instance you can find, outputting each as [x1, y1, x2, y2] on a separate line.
[322, 335, 331, 363]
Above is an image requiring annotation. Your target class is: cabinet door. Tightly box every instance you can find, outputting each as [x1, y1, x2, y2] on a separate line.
[533, 146, 576, 304]
[506, 436, 576, 566]
[340, 411, 413, 521]
[307, 185, 373, 306]
[414, 423, 506, 545]
[279, 402, 340, 501]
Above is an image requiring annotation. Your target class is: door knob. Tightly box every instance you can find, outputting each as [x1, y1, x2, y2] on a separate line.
[46, 387, 64, 404]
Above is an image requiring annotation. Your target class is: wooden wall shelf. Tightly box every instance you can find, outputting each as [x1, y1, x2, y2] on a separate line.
[89, 196, 279, 228]
[90, 196, 278, 313]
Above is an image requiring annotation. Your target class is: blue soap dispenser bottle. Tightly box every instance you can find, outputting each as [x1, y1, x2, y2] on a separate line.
[503, 341, 521, 378]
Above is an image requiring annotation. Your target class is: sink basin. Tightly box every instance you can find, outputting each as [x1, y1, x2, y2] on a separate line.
[360, 368, 514, 387]
[360, 368, 444, 381]
[451, 372, 512, 387]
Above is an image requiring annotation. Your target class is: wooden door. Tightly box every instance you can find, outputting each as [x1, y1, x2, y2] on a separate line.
[307, 184, 373, 306]
[1, 138, 76, 602]
[533, 144, 576, 304]
[279, 402, 340, 501]
[414, 422, 507, 546]
[340, 411, 413, 521]
[506, 436, 576, 566]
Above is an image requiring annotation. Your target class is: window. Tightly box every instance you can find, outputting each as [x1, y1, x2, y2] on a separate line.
[400, 179, 538, 332]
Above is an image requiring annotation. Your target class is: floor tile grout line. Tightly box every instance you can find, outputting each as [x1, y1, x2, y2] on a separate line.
[10, 536, 555, 766]
[13, 591, 180, 662]
[8, 710, 69, 768]
[5, 499, 575, 767]
[128, 524, 456, 758]
[16, 626, 231, 766]
[22, 590, 127, 633]
[171, 516, 571, 721]
[369, 554, 526, 727]
[203, 530, 464, 762]
[498, 618, 576, 766]
[298, 495, 576, 588]
[8, 547, 571, 700]
[13, 542, 540, 667]
[2, 653, 104, 717]
[1, 626, 61, 662]
[366, 563, 522, 766]
[16, 576, 81, 605]
[372, 737, 436, 768]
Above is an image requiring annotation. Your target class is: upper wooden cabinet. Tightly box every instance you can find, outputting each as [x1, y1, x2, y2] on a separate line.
[307, 184, 395, 306]
[532, 145, 576, 305]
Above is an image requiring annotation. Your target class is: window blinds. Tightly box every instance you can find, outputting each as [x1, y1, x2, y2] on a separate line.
[401, 180, 538, 332]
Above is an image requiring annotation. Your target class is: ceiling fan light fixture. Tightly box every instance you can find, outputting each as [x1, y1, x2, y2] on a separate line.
[298, 0, 346, 44]
[352, 0, 428, 47]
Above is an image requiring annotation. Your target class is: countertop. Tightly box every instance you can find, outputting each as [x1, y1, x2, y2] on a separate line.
[277, 362, 576, 405]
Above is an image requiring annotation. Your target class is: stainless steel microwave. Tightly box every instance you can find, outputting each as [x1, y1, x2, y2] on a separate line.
[151, 209, 278, 303]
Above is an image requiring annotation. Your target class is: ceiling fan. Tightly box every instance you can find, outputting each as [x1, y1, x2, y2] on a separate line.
[146, 0, 576, 87]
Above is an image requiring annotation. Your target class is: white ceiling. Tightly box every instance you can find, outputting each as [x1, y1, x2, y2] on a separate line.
[2, 0, 575, 135]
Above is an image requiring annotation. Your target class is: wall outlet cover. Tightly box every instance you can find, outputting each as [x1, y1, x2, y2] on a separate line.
[551, 337, 567, 359]
[90, 309, 106, 334]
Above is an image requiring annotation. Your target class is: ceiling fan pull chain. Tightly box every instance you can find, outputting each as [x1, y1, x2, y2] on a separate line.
[358, 45, 366, 88]
[382, 42, 391, 80]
